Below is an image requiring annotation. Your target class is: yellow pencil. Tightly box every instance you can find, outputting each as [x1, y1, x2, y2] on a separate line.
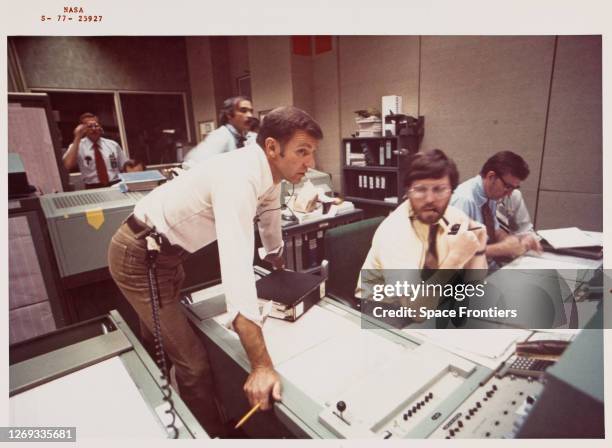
[234, 403, 261, 429]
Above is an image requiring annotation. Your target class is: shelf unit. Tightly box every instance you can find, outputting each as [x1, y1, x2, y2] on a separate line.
[341, 135, 415, 215]
[254, 209, 365, 273]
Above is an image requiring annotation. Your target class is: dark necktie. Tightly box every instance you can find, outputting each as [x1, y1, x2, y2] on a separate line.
[92, 142, 109, 185]
[423, 224, 439, 270]
[481, 202, 497, 244]
[236, 135, 246, 148]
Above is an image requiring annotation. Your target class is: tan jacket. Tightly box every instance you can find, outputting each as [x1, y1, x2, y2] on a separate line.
[361, 200, 472, 271]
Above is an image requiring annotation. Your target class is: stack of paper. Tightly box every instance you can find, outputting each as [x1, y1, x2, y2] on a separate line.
[118, 170, 167, 192]
[348, 153, 367, 166]
[355, 116, 382, 137]
[537, 227, 601, 249]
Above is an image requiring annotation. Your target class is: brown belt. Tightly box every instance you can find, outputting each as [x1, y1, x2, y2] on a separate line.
[125, 214, 186, 256]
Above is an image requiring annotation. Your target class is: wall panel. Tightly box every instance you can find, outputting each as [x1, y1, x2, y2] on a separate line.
[419, 36, 555, 195]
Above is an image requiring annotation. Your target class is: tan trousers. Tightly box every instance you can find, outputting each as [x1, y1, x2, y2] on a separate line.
[108, 222, 225, 437]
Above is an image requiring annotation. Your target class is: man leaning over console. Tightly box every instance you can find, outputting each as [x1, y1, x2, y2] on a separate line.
[357, 149, 488, 322]
[108, 106, 323, 437]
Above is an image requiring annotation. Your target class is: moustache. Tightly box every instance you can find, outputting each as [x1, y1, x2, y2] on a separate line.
[421, 204, 440, 212]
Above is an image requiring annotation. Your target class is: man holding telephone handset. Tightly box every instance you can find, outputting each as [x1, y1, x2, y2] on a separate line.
[62, 112, 127, 188]
[361, 149, 488, 273]
[358, 149, 488, 319]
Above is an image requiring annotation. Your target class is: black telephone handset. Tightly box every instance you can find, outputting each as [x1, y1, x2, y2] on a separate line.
[448, 223, 461, 235]
[448, 223, 483, 235]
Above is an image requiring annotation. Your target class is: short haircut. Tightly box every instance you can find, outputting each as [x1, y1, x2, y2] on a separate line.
[480, 151, 530, 180]
[79, 112, 98, 123]
[256, 106, 323, 151]
[404, 149, 459, 190]
[218, 96, 251, 125]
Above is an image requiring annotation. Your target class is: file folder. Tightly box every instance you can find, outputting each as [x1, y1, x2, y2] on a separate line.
[256, 270, 325, 321]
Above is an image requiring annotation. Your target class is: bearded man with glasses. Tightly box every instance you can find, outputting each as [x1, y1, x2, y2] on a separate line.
[359, 149, 487, 277]
[356, 149, 487, 325]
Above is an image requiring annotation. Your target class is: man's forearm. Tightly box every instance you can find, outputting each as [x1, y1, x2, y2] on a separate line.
[485, 242, 509, 258]
[485, 229, 512, 258]
[463, 253, 488, 270]
[63, 139, 80, 170]
[233, 313, 273, 370]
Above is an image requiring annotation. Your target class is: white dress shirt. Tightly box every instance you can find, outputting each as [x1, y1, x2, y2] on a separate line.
[134, 144, 283, 327]
[66, 136, 127, 184]
[183, 124, 241, 168]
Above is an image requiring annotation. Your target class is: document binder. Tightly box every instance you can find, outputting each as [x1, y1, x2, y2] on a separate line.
[541, 240, 603, 260]
[118, 170, 166, 192]
[256, 270, 325, 321]
[294, 236, 304, 271]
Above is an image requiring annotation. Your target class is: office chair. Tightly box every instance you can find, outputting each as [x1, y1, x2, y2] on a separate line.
[323, 216, 385, 309]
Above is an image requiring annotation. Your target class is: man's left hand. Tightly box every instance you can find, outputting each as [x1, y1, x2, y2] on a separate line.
[519, 233, 543, 254]
[263, 253, 285, 270]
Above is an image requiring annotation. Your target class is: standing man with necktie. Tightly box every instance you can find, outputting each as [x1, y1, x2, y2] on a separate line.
[358, 150, 488, 319]
[183, 96, 254, 168]
[62, 112, 128, 189]
[451, 151, 541, 263]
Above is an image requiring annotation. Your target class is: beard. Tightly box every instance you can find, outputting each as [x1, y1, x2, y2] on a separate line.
[413, 200, 449, 225]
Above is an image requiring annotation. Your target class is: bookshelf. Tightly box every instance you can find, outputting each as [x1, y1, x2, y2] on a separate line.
[341, 135, 415, 213]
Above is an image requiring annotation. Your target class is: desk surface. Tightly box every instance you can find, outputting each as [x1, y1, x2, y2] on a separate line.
[182, 236, 603, 439]
[281, 207, 364, 234]
[185, 294, 498, 438]
[9, 311, 207, 439]
[498, 248, 602, 329]
[184, 288, 598, 439]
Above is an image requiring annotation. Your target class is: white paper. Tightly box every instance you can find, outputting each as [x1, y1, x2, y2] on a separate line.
[502, 253, 600, 294]
[528, 329, 579, 341]
[537, 227, 600, 249]
[214, 304, 358, 365]
[533, 251, 603, 270]
[403, 329, 530, 360]
[10, 357, 167, 438]
[190, 283, 225, 304]
[503, 254, 597, 272]
[278, 326, 405, 405]
[582, 231, 604, 246]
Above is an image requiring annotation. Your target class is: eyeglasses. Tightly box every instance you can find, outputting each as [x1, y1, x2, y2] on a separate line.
[87, 123, 102, 129]
[495, 173, 520, 191]
[408, 185, 452, 199]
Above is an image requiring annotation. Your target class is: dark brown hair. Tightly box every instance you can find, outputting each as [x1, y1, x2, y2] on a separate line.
[79, 112, 97, 123]
[404, 149, 459, 190]
[480, 151, 530, 180]
[256, 106, 323, 151]
[219, 96, 251, 125]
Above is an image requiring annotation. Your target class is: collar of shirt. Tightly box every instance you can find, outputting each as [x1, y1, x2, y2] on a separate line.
[405, 200, 450, 241]
[471, 175, 493, 208]
[225, 123, 243, 138]
[82, 136, 104, 150]
[253, 144, 276, 198]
